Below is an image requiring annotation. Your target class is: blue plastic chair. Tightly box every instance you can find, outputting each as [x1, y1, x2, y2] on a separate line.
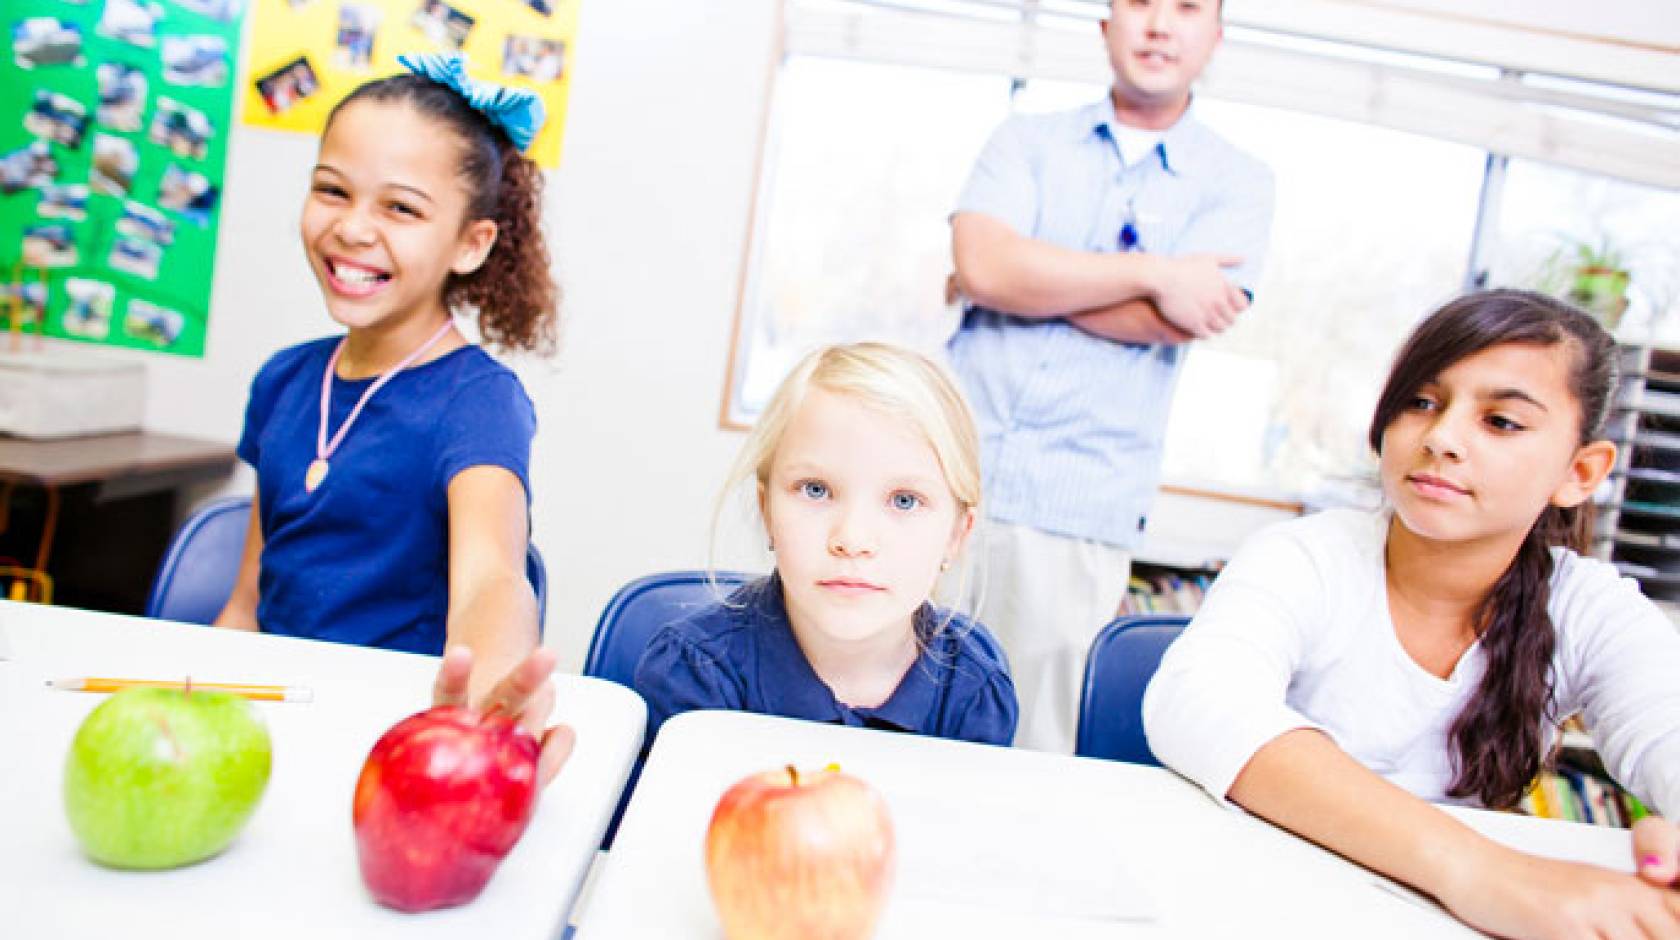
[1074, 613, 1190, 766]
[145, 495, 549, 631]
[144, 497, 253, 625]
[583, 569, 755, 847]
[583, 569, 754, 689]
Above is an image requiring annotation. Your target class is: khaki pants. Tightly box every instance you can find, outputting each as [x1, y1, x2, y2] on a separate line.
[960, 520, 1131, 753]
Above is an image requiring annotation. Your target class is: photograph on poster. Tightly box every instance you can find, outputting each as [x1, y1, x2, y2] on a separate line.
[91, 134, 139, 195]
[64, 279, 116, 339]
[97, 0, 164, 49]
[118, 200, 175, 246]
[38, 184, 89, 221]
[23, 224, 78, 268]
[149, 98, 214, 159]
[12, 18, 85, 68]
[173, 0, 242, 23]
[108, 237, 163, 279]
[125, 299, 185, 346]
[502, 35, 564, 82]
[335, 4, 379, 69]
[1, 283, 47, 328]
[162, 35, 229, 86]
[410, 0, 474, 52]
[0, 142, 58, 194]
[158, 164, 218, 223]
[96, 62, 148, 131]
[24, 90, 89, 149]
[255, 56, 321, 114]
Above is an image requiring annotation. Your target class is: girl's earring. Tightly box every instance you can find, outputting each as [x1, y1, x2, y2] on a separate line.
[939, 559, 951, 572]
[767, 539, 775, 552]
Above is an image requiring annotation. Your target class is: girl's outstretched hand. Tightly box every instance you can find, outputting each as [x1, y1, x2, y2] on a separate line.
[432, 645, 576, 788]
[1440, 843, 1680, 940]
[1635, 816, 1680, 889]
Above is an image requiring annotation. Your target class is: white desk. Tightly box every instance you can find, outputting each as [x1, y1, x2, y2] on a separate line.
[576, 711, 1634, 939]
[0, 600, 646, 940]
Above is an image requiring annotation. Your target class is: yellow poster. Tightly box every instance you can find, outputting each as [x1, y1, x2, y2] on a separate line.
[241, 0, 576, 167]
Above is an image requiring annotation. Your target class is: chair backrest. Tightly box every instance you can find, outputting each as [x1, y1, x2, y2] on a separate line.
[583, 569, 754, 688]
[524, 543, 548, 632]
[145, 496, 252, 625]
[1075, 613, 1191, 766]
[146, 496, 550, 632]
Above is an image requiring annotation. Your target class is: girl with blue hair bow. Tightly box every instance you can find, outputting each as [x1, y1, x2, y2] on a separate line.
[216, 54, 571, 783]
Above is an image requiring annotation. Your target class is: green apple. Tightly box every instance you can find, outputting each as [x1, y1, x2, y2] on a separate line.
[63, 687, 272, 869]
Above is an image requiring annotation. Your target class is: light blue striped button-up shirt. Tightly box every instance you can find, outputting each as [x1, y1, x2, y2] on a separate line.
[948, 99, 1275, 547]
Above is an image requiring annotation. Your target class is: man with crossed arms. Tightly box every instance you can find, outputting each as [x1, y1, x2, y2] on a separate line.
[949, 0, 1275, 752]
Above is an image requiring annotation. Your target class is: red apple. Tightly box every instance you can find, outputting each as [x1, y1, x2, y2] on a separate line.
[705, 764, 895, 940]
[351, 705, 540, 912]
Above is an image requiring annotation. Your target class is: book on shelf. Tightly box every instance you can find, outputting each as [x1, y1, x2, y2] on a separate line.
[1120, 570, 1211, 616]
[1518, 720, 1650, 829]
[1520, 766, 1648, 829]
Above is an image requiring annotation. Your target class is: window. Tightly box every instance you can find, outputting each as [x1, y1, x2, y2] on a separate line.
[723, 1, 1678, 506]
[1160, 99, 1485, 496]
[1486, 160, 1680, 340]
[723, 56, 1009, 425]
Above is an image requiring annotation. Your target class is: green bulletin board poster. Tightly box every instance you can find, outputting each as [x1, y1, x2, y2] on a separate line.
[2, 0, 245, 358]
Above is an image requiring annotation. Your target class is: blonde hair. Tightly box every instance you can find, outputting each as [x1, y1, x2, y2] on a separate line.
[712, 342, 983, 615]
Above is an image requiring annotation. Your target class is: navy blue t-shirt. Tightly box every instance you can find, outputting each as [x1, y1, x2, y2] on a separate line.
[236, 337, 535, 653]
[633, 575, 1019, 746]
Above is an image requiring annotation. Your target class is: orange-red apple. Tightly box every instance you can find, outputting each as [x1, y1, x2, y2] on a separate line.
[705, 764, 895, 940]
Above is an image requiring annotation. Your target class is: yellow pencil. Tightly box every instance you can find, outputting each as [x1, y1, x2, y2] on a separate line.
[48, 677, 314, 703]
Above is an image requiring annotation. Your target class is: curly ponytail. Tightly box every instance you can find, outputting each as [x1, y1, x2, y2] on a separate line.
[327, 74, 559, 355]
[1367, 289, 1617, 808]
[448, 143, 557, 354]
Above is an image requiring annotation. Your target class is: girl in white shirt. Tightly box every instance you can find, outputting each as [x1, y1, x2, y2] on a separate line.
[1144, 289, 1680, 939]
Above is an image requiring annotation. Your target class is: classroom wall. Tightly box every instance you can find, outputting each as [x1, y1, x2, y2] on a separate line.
[129, 0, 783, 669]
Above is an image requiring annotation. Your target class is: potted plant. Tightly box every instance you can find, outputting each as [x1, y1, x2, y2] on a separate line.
[1541, 236, 1632, 329]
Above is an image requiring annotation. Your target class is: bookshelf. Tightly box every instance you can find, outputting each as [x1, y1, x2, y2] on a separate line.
[1122, 563, 1212, 616]
[1531, 344, 1680, 829]
[1123, 484, 1305, 616]
[1522, 725, 1651, 828]
[1599, 344, 1680, 608]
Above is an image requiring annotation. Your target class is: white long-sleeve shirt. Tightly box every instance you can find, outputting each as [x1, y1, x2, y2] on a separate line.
[1142, 507, 1680, 815]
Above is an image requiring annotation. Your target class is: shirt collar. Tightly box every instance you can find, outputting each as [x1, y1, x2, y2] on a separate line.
[746, 574, 944, 733]
[1084, 95, 1206, 177]
[854, 605, 947, 732]
[746, 574, 845, 722]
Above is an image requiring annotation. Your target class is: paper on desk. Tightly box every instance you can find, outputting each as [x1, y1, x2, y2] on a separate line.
[889, 790, 1157, 924]
[0, 620, 11, 660]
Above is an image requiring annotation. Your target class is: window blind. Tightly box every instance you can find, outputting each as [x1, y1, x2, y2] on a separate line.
[783, 0, 1680, 189]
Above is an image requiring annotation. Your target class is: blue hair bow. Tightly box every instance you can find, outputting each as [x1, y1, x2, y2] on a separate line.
[397, 52, 546, 152]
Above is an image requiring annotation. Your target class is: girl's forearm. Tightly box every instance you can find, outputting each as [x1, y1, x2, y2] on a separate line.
[446, 571, 539, 708]
[1227, 729, 1504, 907]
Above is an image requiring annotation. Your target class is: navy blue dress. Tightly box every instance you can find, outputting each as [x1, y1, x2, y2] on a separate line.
[236, 337, 535, 653]
[633, 574, 1019, 746]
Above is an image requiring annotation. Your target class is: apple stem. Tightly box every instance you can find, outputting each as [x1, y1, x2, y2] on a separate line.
[183, 676, 192, 698]
[787, 764, 799, 787]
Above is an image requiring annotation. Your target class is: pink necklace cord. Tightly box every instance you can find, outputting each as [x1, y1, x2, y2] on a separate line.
[317, 320, 455, 463]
